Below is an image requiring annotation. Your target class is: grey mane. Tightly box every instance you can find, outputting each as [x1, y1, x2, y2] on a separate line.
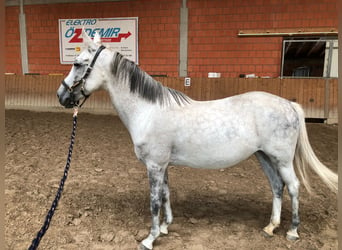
[111, 52, 190, 106]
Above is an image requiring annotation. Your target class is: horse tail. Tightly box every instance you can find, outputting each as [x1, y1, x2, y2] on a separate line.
[291, 102, 338, 194]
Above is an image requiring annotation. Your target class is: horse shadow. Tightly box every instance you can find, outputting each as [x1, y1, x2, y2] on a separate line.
[68, 184, 326, 237]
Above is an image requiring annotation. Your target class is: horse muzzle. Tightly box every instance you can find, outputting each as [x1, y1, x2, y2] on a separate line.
[57, 82, 79, 108]
[57, 91, 79, 109]
[57, 79, 90, 108]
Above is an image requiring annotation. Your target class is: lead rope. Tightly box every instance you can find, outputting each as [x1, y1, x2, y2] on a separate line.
[28, 108, 78, 250]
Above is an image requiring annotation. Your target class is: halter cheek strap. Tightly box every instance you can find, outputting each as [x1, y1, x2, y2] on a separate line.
[62, 45, 106, 108]
[82, 45, 106, 81]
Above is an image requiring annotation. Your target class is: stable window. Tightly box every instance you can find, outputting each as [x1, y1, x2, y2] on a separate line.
[281, 37, 338, 78]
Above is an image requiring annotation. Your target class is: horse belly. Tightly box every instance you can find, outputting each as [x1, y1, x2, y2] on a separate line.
[167, 107, 260, 169]
[170, 137, 257, 169]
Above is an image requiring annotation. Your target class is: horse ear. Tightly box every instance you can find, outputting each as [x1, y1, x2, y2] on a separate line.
[93, 31, 102, 46]
[82, 28, 97, 51]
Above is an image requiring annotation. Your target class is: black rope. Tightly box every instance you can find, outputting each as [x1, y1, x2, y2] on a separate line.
[28, 110, 78, 250]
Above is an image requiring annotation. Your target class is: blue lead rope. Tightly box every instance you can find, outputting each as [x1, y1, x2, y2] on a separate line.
[28, 109, 78, 250]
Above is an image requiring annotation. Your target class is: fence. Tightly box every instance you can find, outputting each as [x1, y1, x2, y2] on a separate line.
[5, 75, 338, 123]
[5, 75, 114, 114]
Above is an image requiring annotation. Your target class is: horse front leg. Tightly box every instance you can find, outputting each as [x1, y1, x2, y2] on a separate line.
[160, 169, 173, 235]
[140, 163, 167, 250]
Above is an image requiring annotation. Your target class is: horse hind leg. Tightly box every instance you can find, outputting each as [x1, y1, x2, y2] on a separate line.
[277, 162, 300, 241]
[255, 151, 285, 237]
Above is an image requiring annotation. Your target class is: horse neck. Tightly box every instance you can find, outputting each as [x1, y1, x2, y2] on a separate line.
[103, 51, 189, 139]
[105, 74, 156, 137]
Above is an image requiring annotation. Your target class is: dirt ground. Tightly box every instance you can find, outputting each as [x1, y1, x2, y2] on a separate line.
[5, 109, 337, 250]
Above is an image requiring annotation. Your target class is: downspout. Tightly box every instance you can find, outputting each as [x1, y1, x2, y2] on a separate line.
[179, 0, 188, 77]
[19, 0, 29, 74]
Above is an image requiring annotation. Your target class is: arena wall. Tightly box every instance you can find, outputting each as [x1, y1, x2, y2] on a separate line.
[5, 75, 338, 123]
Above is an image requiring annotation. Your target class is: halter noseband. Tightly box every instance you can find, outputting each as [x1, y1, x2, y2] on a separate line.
[62, 45, 106, 108]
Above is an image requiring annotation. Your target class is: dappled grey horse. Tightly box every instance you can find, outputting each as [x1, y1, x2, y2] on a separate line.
[57, 31, 338, 250]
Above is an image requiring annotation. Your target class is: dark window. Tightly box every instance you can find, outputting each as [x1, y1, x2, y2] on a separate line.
[281, 37, 338, 78]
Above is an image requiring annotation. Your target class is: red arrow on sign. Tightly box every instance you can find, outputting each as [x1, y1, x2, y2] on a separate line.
[69, 29, 132, 43]
[101, 32, 132, 42]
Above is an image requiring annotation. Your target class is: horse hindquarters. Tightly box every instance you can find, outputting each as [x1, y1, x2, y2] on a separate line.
[255, 100, 302, 239]
[258, 101, 337, 241]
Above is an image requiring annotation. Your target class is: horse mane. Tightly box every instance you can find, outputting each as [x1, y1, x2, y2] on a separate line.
[111, 52, 190, 106]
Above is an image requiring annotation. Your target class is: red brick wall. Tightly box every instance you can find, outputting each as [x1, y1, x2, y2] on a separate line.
[5, 0, 180, 76]
[5, 0, 337, 77]
[187, 0, 338, 77]
[5, 6, 21, 74]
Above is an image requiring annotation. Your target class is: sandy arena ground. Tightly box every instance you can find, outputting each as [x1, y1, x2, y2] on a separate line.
[5, 110, 337, 249]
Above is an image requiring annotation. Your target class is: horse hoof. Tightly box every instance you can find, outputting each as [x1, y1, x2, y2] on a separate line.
[138, 243, 152, 250]
[286, 232, 299, 241]
[160, 223, 168, 235]
[139, 239, 153, 250]
[262, 229, 274, 238]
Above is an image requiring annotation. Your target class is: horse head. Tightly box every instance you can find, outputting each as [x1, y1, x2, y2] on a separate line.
[57, 30, 106, 108]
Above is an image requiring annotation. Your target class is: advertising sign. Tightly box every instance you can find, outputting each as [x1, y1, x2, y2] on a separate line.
[59, 17, 138, 64]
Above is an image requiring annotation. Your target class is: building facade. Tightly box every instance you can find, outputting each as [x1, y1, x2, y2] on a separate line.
[5, 0, 338, 78]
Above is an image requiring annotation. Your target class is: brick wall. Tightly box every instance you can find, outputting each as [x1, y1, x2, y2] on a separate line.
[5, 0, 338, 77]
[5, 6, 21, 74]
[5, 0, 181, 76]
[187, 0, 338, 77]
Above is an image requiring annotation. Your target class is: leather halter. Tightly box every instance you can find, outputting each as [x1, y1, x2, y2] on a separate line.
[61, 45, 106, 107]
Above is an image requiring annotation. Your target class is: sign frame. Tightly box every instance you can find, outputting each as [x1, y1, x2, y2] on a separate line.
[59, 17, 138, 64]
